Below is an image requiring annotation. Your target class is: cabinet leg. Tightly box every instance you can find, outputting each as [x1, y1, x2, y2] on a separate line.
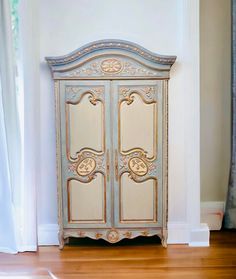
[161, 230, 168, 248]
[58, 231, 65, 250]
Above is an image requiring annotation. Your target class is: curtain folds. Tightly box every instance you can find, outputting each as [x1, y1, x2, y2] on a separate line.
[0, 0, 38, 253]
[225, 0, 236, 229]
[0, 0, 20, 253]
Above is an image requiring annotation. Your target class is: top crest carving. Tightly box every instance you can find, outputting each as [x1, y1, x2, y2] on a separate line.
[45, 39, 176, 79]
[100, 58, 123, 73]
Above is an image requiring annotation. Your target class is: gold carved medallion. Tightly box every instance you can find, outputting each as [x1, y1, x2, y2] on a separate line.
[100, 58, 123, 73]
[128, 157, 148, 176]
[107, 229, 119, 243]
[77, 157, 96, 176]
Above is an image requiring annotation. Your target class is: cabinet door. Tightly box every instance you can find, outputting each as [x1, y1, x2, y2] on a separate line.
[59, 80, 112, 228]
[112, 80, 163, 228]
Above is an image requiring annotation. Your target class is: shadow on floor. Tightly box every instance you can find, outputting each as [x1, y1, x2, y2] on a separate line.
[68, 235, 162, 247]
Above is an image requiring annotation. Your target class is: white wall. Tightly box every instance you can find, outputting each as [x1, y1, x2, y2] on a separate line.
[200, 0, 231, 203]
[38, 0, 208, 245]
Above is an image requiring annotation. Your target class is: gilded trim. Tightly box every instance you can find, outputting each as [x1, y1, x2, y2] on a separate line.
[45, 39, 177, 66]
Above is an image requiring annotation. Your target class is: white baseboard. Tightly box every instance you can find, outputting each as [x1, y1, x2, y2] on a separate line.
[167, 222, 189, 244]
[201, 201, 225, 230]
[189, 223, 210, 247]
[168, 222, 210, 246]
[38, 224, 59, 245]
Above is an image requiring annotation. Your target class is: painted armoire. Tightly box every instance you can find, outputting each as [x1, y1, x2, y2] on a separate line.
[46, 40, 176, 248]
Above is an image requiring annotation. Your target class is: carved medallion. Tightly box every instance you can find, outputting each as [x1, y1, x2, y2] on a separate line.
[107, 229, 119, 243]
[128, 157, 148, 176]
[77, 157, 96, 176]
[100, 58, 123, 73]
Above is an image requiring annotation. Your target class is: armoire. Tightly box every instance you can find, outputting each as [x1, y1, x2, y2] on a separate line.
[46, 40, 176, 248]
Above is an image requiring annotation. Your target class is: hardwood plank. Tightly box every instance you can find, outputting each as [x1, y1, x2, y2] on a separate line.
[0, 230, 236, 278]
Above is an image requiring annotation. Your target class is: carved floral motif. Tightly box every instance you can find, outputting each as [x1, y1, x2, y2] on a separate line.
[100, 58, 123, 73]
[62, 60, 158, 78]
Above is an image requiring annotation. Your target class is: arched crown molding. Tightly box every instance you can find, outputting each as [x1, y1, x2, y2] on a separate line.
[45, 39, 177, 80]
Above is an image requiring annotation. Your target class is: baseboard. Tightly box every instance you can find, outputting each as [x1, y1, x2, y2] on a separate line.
[189, 223, 210, 247]
[167, 222, 189, 244]
[38, 224, 59, 245]
[201, 201, 225, 230]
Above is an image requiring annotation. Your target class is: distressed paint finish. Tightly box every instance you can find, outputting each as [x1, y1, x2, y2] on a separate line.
[45, 40, 176, 247]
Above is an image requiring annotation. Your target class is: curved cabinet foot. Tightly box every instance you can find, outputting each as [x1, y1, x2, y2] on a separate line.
[58, 231, 65, 250]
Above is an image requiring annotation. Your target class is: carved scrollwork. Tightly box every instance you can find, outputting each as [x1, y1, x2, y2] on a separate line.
[65, 86, 104, 104]
[119, 86, 156, 103]
[61, 59, 159, 78]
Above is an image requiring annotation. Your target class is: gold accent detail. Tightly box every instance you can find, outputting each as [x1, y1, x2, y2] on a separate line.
[128, 157, 148, 177]
[76, 157, 96, 176]
[123, 231, 132, 238]
[100, 58, 123, 74]
[141, 230, 149, 236]
[115, 149, 118, 181]
[107, 229, 119, 243]
[47, 41, 176, 66]
[95, 233, 103, 239]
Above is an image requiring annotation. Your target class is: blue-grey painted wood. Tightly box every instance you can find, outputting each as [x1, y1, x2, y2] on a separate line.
[45, 40, 176, 80]
[112, 80, 163, 229]
[46, 39, 176, 66]
[59, 80, 112, 229]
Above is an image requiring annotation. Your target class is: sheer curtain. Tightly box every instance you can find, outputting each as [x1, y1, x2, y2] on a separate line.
[0, 0, 20, 253]
[0, 0, 38, 253]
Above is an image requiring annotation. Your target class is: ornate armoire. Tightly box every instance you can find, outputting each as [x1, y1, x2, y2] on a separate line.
[46, 40, 176, 248]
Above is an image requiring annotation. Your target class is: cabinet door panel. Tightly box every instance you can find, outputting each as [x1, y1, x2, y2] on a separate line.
[68, 174, 105, 223]
[112, 80, 162, 228]
[60, 80, 111, 228]
[68, 93, 104, 158]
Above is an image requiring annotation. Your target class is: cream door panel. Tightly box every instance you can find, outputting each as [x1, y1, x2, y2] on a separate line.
[120, 173, 157, 222]
[68, 93, 104, 158]
[60, 80, 111, 229]
[120, 93, 156, 158]
[68, 174, 105, 223]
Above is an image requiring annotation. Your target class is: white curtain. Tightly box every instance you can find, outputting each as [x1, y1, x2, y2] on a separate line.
[0, 0, 20, 253]
[0, 0, 38, 253]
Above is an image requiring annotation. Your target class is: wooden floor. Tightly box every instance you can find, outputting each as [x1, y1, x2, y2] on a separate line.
[0, 230, 236, 279]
